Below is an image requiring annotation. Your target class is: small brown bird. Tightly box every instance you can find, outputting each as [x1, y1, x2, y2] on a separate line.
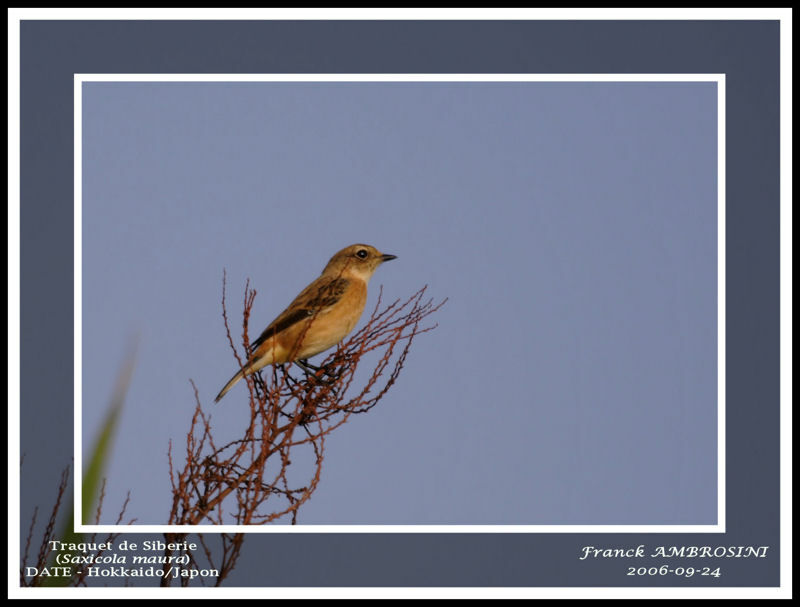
[214, 244, 396, 402]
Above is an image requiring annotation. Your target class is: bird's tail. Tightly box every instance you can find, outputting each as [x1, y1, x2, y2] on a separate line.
[214, 367, 247, 403]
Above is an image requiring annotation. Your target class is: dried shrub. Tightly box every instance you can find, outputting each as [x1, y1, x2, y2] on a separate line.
[160, 276, 445, 585]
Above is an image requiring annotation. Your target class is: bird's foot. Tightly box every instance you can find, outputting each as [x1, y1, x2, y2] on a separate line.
[294, 359, 341, 385]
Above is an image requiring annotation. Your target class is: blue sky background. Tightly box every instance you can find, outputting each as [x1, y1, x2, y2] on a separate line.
[81, 80, 718, 525]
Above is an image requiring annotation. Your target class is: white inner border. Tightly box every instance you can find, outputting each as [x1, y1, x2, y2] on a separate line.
[74, 73, 727, 535]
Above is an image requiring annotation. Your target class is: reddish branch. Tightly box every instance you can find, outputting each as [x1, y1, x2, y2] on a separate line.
[160, 277, 445, 585]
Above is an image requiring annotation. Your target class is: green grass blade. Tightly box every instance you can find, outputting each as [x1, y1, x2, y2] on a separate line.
[41, 344, 137, 586]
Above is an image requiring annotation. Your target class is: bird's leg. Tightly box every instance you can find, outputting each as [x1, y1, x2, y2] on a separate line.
[301, 358, 342, 378]
[294, 358, 320, 374]
[294, 359, 338, 385]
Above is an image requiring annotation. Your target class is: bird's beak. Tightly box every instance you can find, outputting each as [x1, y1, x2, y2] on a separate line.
[381, 253, 397, 262]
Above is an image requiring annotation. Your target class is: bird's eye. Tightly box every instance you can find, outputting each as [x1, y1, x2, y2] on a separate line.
[356, 249, 368, 259]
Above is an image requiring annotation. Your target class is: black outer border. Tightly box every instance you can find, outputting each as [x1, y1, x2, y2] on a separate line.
[19, 20, 780, 587]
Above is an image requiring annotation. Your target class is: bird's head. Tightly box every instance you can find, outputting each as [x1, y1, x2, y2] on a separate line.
[322, 244, 397, 281]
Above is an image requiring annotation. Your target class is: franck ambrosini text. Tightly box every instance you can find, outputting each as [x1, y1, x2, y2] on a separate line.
[579, 544, 770, 580]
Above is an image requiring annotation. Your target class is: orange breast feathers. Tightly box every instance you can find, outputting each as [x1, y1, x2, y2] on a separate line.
[247, 276, 367, 372]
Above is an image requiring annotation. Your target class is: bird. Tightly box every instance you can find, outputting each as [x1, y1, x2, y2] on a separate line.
[214, 243, 397, 402]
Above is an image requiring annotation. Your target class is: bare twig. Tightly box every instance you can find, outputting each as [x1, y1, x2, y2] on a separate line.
[161, 276, 445, 585]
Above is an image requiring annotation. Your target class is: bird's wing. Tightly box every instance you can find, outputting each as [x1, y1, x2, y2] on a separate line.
[248, 276, 350, 353]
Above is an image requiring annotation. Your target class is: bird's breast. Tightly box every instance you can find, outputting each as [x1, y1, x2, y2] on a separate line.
[280, 278, 368, 359]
